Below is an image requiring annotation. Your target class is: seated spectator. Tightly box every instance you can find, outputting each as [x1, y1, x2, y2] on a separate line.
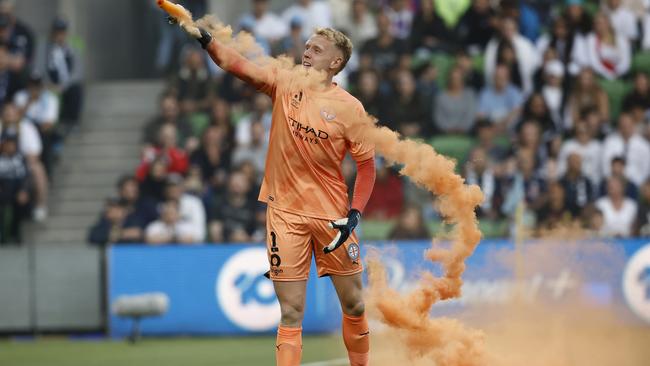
[191, 125, 230, 189]
[435, 0, 472, 31]
[557, 120, 603, 187]
[595, 176, 638, 237]
[477, 64, 524, 132]
[208, 170, 257, 242]
[536, 16, 579, 75]
[434, 66, 477, 134]
[574, 12, 631, 80]
[46, 17, 83, 131]
[237, 16, 272, 56]
[520, 93, 556, 137]
[565, 68, 610, 128]
[0, 0, 34, 72]
[500, 0, 541, 42]
[475, 119, 508, 162]
[359, 11, 408, 78]
[142, 93, 196, 152]
[409, 0, 451, 55]
[275, 16, 306, 65]
[337, 0, 377, 47]
[454, 49, 484, 91]
[13, 72, 59, 176]
[388, 205, 430, 240]
[501, 148, 547, 217]
[601, 156, 639, 199]
[235, 93, 271, 146]
[536, 182, 573, 232]
[563, 0, 593, 37]
[602, 113, 650, 187]
[243, 0, 288, 44]
[145, 200, 198, 245]
[164, 173, 206, 242]
[0, 45, 22, 106]
[559, 152, 594, 216]
[484, 16, 540, 94]
[465, 147, 502, 219]
[622, 72, 650, 125]
[0, 103, 47, 221]
[136, 124, 189, 182]
[384, 0, 414, 40]
[603, 0, 639, 43]
[0, 130, 29, 243]
[364, 158, 403, 220]
[171, 47, 213, 115]
[539, 60, 567, 130]
[116, 175, 158, 230]
[139, 157, 168, 202]
[282, 0, 332, 39]
[352, 69, 384, 119]
[232, 121, 268, 177]
[456, 0, 498, 55]
[88, 198, 139, 246]
[634, 179, 650, 236]
[384, 69, 426, 137]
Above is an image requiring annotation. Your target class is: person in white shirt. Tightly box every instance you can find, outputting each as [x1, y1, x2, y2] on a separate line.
[644, 9, 650, 50]
[335, 0, 378, 47]
[384, 0, 414, 40]
[241, 0, 288, 43]
[601, 113, 650, 187]
[557, 120, 603, 187]
[145, 200, 197, 244]
[282, 0, 332, 39]
[596, 176, 638, 237]
[164, 173, 206, 243]
[604, 0, 640, 42]
[574, 12, 631, 80]
[541, 60, 566, 128]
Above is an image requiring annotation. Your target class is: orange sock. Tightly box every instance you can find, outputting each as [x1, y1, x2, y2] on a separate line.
[342, 313, 370, 366]
[276, 325, 302, 366]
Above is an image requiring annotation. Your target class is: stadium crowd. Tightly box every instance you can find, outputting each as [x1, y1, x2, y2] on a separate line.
[0, 0, 83, 244]
[89, 0, 650, 245]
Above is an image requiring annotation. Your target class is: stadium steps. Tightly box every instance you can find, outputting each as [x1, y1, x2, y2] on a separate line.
[24, 80, 163, 245]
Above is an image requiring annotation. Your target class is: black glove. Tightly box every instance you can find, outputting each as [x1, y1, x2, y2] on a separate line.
[324, 209, 361, 254]
[167, 16, 212, 49]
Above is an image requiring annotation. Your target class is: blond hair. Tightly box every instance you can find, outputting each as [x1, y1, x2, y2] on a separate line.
[314, 27, 353, 74]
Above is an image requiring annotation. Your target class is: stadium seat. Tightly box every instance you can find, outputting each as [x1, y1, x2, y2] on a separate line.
[189, 113, 210, 136]
[359, 219, 395, 241]
[598, 79, 632, 121]
[431, 53, 454, 88]
[632, 52, 650, 75]
[471, 54, 484, 73]
[479, 219, 509, 238]
[428, 135, 476, 166]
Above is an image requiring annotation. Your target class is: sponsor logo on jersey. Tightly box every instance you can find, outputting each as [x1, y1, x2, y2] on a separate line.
[289, 117, 329, 144]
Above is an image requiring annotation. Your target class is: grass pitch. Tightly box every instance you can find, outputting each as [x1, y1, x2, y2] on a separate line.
[0, 335, 346, 366]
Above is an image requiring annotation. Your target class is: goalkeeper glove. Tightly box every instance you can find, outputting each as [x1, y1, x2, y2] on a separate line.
[324, 209, 361, 254]
[167, 16, 211, 48]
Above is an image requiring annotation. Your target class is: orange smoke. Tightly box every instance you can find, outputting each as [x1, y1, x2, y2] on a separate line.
[160, 6, 486, 364]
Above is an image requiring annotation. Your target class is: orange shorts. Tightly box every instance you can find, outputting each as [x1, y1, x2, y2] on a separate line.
[265, 206, 363, 281]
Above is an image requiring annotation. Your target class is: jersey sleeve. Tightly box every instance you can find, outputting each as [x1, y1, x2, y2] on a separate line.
[345, 101, 375, 162]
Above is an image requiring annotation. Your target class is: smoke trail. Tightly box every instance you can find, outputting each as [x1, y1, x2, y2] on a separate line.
[172, 9, 486, 363]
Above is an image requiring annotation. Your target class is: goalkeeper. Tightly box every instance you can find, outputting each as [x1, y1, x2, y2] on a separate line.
[174, 17, 376, 366]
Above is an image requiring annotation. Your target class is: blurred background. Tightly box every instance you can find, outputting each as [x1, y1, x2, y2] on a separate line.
[1, 0, 650, 365]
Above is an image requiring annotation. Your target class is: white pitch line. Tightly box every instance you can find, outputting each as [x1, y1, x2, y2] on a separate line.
[301, 357, 349, 366]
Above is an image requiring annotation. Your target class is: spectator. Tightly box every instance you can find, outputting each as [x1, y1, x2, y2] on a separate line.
[171, 47, 213, 115]
[539, 60, 567, 130]
[563, 0, 593, 36]
[456, 0, 498, 55]
[622, 72, 650, 124]
[536, 16, 579, 74]
[454, 49, 483, 91]
[477, 64, 524, 132]
[0, 130, 29, 243]
[595, 176, 638, 237]
[116, 175, 158, 230]
[359, 11, 408, 77]
[0, 0, 34, 72]
[282, 0, 332, 39]
[520, 93, 556, 137]
[275, 16, 307, 65]
[142, 93, 196, 152]
[0, 45, 22, 106]
[409, 0, 451, 55]
[337, 0, 377, 47]
[484, 16, 540, 94]
[384, 69, 426, 137]
[501, 148, 547, 217]
[644, 8, 650, 50]
[208, 170, 257, 242]
[537, 182, 573, 232]
[46, 17, 83, 132]
[145, 200, 198, 245]
[384, 0, 414, 40]
[557, 120, 603, 187]
[575, 12, 631, 80]
[559, 152, 594, 216]
[164, 173, 206, 242]
[388, 205, 430, 240]
[352, 69, 384, 118]
[601, 156, 639, 199]
[603, 0, 639, 43]
[465, 146, 502, 219]
[136, 124, 189, 182]
[634, 179, 650, 236]
[139, 157, 168, 202]
[565, 68, 610, 128]
[475, 119, 508, 162]
[0, 103, 47, 221]
[242, 0, 288, 44]
[237, 15, 272, 56]
[434, 66, 477, 134]
[232, 121, 268, 176]
[235, 93, 271, 146]
[602, 113, 650, 187]
[434, 0, 472, 30]
[13, 72, 59, 176]
[191, 125, 230, 190]
[364, 158, 403, 220]
[88, 198, 138, 245]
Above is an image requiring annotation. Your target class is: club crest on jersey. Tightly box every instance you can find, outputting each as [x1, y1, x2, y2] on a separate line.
[320, 107, 336, 122]
[347, 243, 360, 261]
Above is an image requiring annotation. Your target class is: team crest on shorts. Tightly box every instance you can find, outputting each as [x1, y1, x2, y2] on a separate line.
[347, 243, 360, 261]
